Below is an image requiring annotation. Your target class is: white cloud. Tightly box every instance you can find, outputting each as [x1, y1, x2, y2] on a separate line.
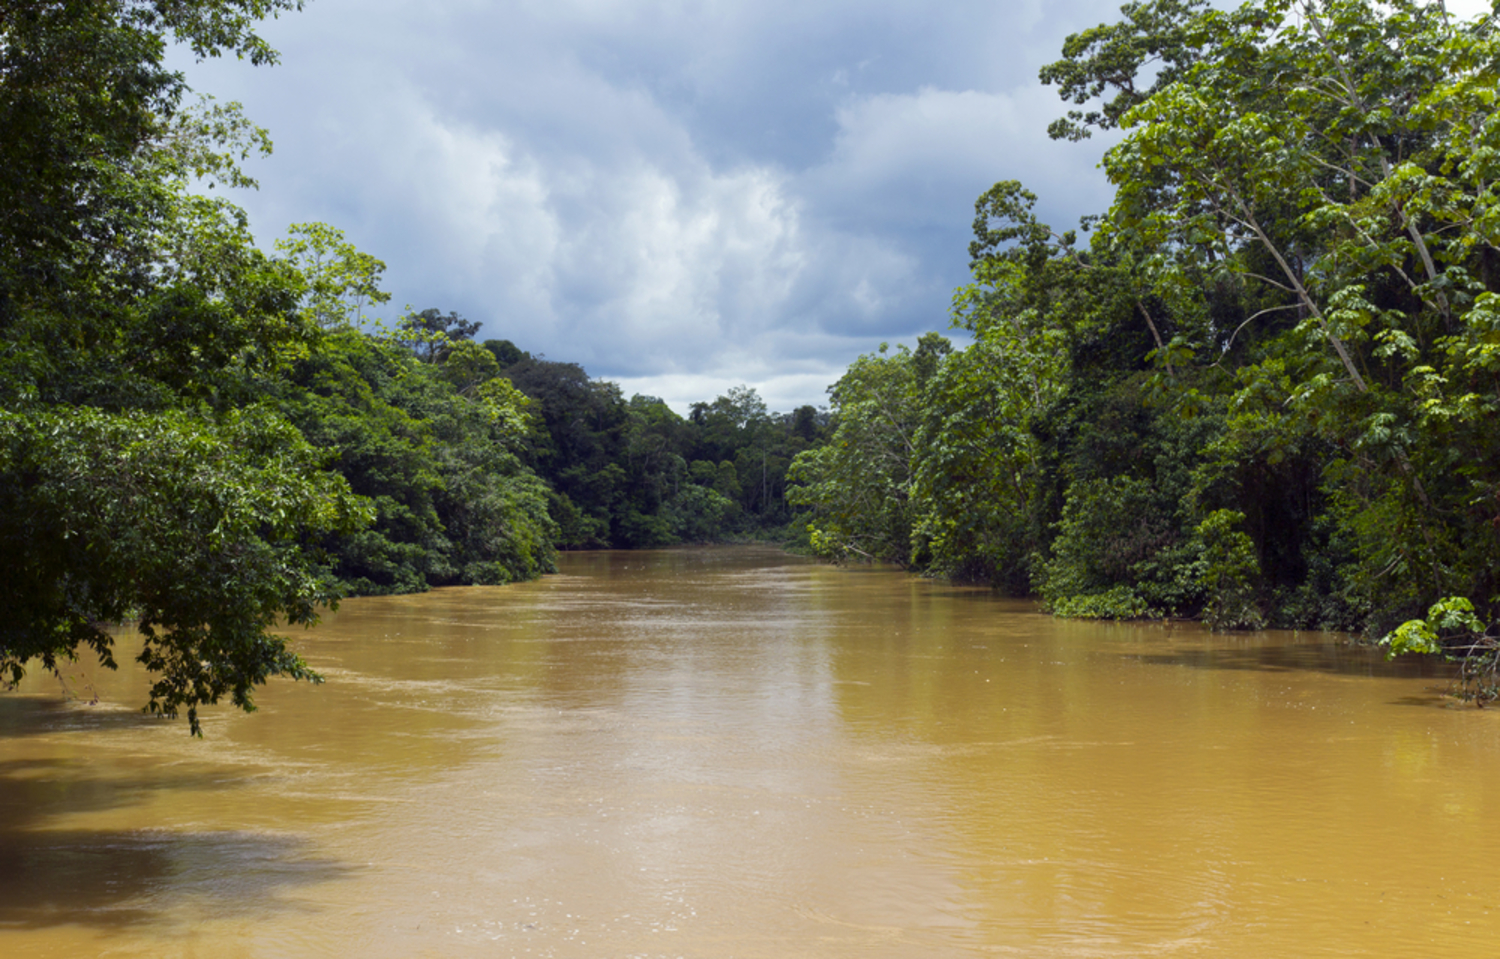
[180, 0, 1132, 409]
[550, 160, 807, 366]
[1443, 0, 1492, 18]
[357, 104, 829, 379]
[615, 370, 841, 416]
[829, 87, 1033, 181]
[806, 83, 1113, 229]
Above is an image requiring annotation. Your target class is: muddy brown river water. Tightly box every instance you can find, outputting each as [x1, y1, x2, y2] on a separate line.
[1, 546, 1498, 957]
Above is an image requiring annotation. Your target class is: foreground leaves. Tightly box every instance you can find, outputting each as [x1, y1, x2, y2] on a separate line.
[0, 407, 369, 734]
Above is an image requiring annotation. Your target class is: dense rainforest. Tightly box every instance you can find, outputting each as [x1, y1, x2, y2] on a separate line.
[0, 0, 823, 731]
[5, 0, 1499, 729]
[788, 0, 1500, 697]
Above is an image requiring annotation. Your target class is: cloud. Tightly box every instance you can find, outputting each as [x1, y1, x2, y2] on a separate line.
[799, 83, 1115, 324]
[180, 0, 1131, 412]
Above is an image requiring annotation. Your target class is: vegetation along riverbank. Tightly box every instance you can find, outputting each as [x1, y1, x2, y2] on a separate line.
[789, 0, 1500, 699]
[0, 0, 826, 732]
[4, 0, 1499, 731]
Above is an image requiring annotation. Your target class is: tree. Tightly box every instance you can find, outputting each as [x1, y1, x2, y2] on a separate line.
[788, 343, 933, 566]
[397, 307, 482, 363]
[909, 327, 1047, 589]
[0, 0, 302, 322]
[275, 324, 555, 595]
[482, 338, 527, 367]
[1099, 0, 1500, 635]
[502, 357, 628, 547]
[275, 222, 390, 329]
[0, 0, 387, 734]
[0, 408, 368, 732]
[791, 0, 1500, 658]
[439, 339, 502, 396]
[1038, 0, 1213, 141]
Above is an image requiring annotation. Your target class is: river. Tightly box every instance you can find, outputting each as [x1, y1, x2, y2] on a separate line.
[1, 546, 1496, 957]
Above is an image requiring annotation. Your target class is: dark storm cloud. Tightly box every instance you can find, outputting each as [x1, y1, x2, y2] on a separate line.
[182, 0, 1133, 411]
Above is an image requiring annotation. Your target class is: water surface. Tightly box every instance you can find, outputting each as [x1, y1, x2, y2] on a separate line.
[1, 547, 1496, 957]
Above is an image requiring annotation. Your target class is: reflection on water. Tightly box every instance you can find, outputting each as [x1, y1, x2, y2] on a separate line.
[1, 546, 1497, 957]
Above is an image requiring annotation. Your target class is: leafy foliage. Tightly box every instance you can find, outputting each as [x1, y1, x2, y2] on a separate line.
[791, 0, 1500, 688]
[1196, 510, 1265, 630]
[272, 323, 556, 594]
[0, 0, 564, 731]
[496, 352, 823, 549]
[787, 339, 945, 566]
[274, 222, 390, 329]
[1383, 596, 1500, 703]
[0, 407, 368, 733]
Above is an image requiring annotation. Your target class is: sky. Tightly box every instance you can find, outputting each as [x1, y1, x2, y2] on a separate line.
[180, 0, 1494, 414]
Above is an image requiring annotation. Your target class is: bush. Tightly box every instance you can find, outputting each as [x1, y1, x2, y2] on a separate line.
[1196, 509, 1265, 630]
[1049, 586, 1158, 620]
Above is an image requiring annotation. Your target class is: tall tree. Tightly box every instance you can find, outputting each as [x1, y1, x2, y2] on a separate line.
[0, 0, 378, 734]
[275, 221, 390, 329]
[1099, 0, 1500, 632]
[788, 343, 936, 566]
[397, 308, 481, 363]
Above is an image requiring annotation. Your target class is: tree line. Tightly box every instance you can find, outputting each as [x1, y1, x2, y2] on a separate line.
[786, 0, 1500, 696]
[10, 0, 1497, 728]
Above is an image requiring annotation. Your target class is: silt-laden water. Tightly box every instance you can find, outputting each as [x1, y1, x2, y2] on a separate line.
[1, 547, 1495, 957]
